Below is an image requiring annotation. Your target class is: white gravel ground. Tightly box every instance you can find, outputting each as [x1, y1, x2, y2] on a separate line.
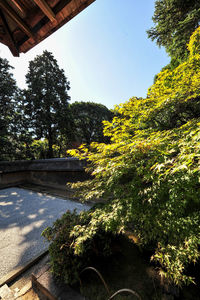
[0, 187, 90, 279]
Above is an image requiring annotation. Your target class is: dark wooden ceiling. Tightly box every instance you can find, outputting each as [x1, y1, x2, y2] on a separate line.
[0, 0, 95, 56]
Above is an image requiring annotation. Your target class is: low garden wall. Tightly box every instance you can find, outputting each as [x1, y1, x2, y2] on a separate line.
[0, 158, 88, 189]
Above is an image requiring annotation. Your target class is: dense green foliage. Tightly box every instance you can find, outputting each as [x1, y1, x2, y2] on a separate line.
[42, 209, 116, 285]
[70, 101, 113, 145]
[25, 50, 71, 158]
[0, 51, 112, 160]
[0, 57, 19, 160]
[0, 51, 72, 160]
[147, 0, 200, 65]
[54, 28, 200, 286]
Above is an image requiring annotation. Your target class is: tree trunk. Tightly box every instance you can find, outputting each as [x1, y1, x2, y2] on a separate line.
[47, 126, 53, 158]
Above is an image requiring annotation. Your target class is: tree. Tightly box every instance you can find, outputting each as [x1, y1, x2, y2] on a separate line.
[25, 50, 71, 158]
[0, 57, 18, 161]
[45, 27, 200, 287]
[11, 90, 35, 160]
[70, 101, 113, 145]
[147, 0, 200, 65]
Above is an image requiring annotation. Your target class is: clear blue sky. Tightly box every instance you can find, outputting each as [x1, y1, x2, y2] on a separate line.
[0, 0, 169, 109]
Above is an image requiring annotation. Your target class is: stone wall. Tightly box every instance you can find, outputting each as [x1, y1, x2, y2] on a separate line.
[0, 158, 89, 189]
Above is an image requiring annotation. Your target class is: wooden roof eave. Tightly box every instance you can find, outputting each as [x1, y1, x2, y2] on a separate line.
[0, 0, 96, 56]
[33, 0, 57, 23]
[0, 8, 19, 56]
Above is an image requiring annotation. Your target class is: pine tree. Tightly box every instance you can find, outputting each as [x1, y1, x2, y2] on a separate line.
[147, 0, 200, 65]
[0, 57, 18, 160]
[25, 50, 71, 158]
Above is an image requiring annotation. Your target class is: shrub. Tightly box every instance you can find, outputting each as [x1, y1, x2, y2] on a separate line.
[42, 209, 117, 285]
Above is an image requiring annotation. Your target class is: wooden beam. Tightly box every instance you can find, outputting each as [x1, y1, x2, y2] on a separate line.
[0, 8, 19, 56]
[10, 0, 27, 17]
[33, 0, 56, 22]
[0, 0, 33, 38]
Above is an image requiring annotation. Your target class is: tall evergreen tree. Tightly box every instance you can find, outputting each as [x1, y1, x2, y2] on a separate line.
[147, 0, 200, 66]
[25, 51, 71, 158]
[11, 90, 34, 160]
[0, 57, 18, 160]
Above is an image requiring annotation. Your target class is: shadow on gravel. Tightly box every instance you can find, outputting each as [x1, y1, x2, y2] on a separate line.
[0, 187, 89, 279]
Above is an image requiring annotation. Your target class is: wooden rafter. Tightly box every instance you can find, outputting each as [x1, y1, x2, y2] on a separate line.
[0, 8, 19, 56]
[0, 0, 33, 38]
[33, 0, 56, 22]
[10, 0, 27, 16]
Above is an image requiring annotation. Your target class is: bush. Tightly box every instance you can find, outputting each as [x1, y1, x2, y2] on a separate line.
[42, 209, 117, 285]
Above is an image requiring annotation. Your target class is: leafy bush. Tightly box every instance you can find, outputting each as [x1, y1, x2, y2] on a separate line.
[42, 209, 117, 285]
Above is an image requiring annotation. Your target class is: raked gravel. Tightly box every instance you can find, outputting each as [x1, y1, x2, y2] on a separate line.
[0, 187, 90, 279]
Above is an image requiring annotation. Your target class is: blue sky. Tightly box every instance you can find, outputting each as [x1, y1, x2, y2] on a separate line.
[0, 0, 169, 109]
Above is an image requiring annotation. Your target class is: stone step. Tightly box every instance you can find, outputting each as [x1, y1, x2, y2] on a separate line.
[0, 284, 15, 300]
[32, 266, 86, 300]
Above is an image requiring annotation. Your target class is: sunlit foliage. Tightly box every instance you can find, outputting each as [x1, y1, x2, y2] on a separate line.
[147, 0, 200, 65]
[65, 27, 200, 286]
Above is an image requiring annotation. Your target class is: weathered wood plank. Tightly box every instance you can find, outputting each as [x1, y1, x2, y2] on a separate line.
[33, 0, 57, 22]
